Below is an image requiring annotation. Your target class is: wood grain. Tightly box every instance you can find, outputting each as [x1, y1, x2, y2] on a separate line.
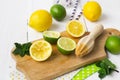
[11, 28, 120, 80]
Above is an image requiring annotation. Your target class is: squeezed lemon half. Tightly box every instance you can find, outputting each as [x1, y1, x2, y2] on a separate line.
[30, 40, 52, 61]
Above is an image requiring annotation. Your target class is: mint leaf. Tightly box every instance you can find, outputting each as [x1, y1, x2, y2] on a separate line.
[13, 42, 32, 57]
[98, 68, 106, 78]
[13, 43, 22, 55]
[22, 42, 32, 55]
[96, 58, 118, 79]
[102, 58, 116, 69]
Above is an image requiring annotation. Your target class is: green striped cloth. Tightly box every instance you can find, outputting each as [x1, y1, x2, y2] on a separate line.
[72, 64, 100, 80]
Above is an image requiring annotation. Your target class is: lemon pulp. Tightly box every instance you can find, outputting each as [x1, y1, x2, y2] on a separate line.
[66, 20, 86, 37]
[30, 40, 52, 61]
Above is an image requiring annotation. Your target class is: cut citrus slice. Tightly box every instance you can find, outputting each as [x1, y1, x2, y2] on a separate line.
[66, 20, 86, 37]
[30, 40, 52, 61]
[57, 37, 76, 54]
[43, 31, 60, 44]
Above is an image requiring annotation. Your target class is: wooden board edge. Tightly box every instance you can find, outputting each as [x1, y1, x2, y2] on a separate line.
[16, 53, 107, 80]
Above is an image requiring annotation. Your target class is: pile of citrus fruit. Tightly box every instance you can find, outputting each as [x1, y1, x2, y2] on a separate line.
[27, 1, 104, 61]
[28, 1, 102, 32]
[29, 31, 77, 61]
[28, 4, 66, 32]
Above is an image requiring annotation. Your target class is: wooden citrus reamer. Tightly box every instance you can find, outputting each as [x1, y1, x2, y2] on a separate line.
[75, 24, 104, 57]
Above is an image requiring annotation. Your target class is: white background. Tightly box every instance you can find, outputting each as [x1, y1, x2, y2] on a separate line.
[0, 0, 120, 80]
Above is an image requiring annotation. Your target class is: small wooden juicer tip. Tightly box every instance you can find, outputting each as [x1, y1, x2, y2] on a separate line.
[75, 24, 104, 57]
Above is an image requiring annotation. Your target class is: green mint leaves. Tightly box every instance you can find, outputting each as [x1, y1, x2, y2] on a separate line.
[96, 58, 119, 79]
[72, 58, 119, 80]
[13, 42, 32, 57]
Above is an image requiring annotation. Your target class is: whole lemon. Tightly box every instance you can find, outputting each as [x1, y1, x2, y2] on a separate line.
[29, 10, 52, 32]
[83, 1, 102, 22]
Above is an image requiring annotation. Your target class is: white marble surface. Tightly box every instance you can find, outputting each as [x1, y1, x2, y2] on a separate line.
[0, 0, 120, 80]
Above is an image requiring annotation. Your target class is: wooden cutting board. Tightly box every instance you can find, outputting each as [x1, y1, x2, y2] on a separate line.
[11, 28, 120, 80]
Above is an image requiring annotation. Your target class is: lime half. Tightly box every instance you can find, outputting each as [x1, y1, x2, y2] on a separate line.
[57, 37, 76, 54]
[43, 31, 60, 44]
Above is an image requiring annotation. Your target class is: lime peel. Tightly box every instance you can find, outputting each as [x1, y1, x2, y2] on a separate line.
[57, 37, 76, 54]
[43, 31, 61, 44]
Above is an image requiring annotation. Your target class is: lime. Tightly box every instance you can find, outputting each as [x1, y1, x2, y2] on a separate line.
[57, 37, 76, 54]
[66, 20, 86, 37]
[50, 4, 66, 21]
[83, 1, 102, 21]
[43, 31, 60, 44]
[30, 40, 52, 61]
[105, 35, 120, 54]
[29, 10, 52, 32]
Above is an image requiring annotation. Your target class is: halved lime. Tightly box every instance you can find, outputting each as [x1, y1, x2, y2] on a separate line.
[43, 31, 60, 44]
[57, 37, 76, 54]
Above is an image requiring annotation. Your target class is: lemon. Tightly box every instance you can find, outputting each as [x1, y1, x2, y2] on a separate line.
[57, 37, 76, 54]
[66, 20, 86, 37]
[83, 1, 102, 21]
[30, 40, 52, 61]
[43, 31, 60, 44]
[29, 10, 52, 32]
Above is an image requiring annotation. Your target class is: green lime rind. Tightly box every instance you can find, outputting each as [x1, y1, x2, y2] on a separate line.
[72, 64, 100, 80]
[57, 44, 75, 54]
[105, 35, 120, 54]
[50, 4, 66, 21]
[57, 37, 76, 55]
[43, 31, 60, 44]
[43, 36, 59, 44]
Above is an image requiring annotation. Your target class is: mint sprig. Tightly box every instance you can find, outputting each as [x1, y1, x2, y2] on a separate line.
[96, 58, 119, 78]
[13, 42, 32, 57]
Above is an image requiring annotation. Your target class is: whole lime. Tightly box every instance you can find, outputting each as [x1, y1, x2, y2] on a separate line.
[50, 4, 66, 21]
[105, 35, 120, 54]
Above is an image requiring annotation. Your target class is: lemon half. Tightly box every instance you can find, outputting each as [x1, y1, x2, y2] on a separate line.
[66, 20, 86, 37]
[30, 40, 52, 61]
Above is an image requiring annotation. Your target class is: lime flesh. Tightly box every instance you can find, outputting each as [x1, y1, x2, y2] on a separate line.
[43, 31, 60, 44]
[57, 37, 76, 54]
